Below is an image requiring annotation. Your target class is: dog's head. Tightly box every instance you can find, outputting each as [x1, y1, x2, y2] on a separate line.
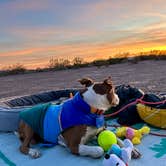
[78, 77, 119, 112]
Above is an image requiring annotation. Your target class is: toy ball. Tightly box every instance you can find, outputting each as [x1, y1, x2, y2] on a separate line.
[98, 130, 117, 151]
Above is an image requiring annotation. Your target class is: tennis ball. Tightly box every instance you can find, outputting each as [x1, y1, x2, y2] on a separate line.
[98, 130, 117, 151]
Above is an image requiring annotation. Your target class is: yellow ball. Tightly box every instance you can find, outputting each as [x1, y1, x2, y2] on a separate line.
[98, 130, 117, 151]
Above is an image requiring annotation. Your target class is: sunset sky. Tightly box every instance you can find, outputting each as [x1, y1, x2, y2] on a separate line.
[0, 0, 166, 69]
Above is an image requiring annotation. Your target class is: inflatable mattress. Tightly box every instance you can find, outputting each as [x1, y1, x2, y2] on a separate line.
[0, 89, 79, 132]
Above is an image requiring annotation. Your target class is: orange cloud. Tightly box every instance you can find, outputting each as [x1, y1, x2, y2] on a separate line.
[1, 11, 166, 69]
[1, 37, 166, 70]
[0, 49, 36, 57]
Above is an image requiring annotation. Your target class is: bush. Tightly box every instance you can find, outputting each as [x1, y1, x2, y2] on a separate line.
[108, 57, 126, 64]
[0, 50, 165, 77]
[92, 59, 109, 67]
[73, 57, 83, 65]
[72, 57, 84, 68]
[4, 63, 26, 75]
[48, 57, 71, 70]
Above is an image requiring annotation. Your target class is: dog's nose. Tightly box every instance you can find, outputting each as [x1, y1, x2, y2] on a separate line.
[112, 94, 119, 107]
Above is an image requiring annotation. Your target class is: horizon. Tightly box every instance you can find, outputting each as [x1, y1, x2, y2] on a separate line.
[0, 0, 166, 69]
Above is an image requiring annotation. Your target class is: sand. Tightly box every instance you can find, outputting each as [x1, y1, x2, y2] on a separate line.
[0, 60, 165, 99]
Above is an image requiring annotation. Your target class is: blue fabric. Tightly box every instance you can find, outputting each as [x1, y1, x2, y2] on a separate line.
[0, 122, 166, 166]
[43, 104, 62, 144]
[60, 92, 104, 131]
[43, 92, 104, 144]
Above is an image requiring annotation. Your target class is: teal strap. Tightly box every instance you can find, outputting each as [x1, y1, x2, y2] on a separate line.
[0, 150, 16, 166]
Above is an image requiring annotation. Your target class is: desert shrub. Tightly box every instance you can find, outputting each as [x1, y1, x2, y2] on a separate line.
[35, 67, 44, 72]
[108, 57, 126, 64]
[48, 57, 71, 69]
[73, 57, 83, 65]
[4, 63, 26, 75]
[0, 50, 165, 77]
[72, 57, 84, 67]
[92, 59, 109, 67]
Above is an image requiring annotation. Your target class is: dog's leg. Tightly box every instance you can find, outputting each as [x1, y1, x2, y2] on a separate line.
[62, 139, 104, 158]
[19, 122, 41, 159]
[78, 126, 104, 158]
[62, 125, 104, 158]
[79, 144, 104, 158]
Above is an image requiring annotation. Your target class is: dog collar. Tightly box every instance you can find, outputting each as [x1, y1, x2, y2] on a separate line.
[71, 92, 104, 115]
[90, 107, 104, 115]
[72, 92, 104, 115]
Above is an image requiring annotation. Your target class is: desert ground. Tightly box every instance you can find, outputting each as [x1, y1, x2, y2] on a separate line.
[0, 60, 165, 99]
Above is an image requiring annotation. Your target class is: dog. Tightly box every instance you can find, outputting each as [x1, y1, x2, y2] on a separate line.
[18, 77, 120, 158]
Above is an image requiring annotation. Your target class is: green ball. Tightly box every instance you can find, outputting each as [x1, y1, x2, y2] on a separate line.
[98, 130, 117, 151]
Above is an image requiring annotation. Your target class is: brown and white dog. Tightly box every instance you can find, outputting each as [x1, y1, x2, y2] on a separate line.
[18, 77, 119, 158]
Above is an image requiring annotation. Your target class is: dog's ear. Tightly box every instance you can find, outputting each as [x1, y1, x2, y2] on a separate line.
[103, 77, 112, 86]
[78, 78, 94, 87]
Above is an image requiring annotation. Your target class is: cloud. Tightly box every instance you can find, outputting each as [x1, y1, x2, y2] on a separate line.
[1, 28, 166, 69]
[8, 26, 98, 42]
[0, 0, 166, 69]
[0, 0, 51, 11]
[72, 0, 166, 31]
[146, 12, 166, 19]
[1, 18, 166, 69]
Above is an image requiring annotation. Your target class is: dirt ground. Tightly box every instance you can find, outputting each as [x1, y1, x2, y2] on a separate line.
[0, 60, 165, 99]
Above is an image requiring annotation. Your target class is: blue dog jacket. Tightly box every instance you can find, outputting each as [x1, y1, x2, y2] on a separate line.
[20, 92, 105, 144]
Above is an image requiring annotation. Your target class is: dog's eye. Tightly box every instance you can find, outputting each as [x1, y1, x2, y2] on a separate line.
[116, 163, 119, 166]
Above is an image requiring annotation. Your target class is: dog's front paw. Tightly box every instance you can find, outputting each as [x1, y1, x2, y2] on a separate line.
[91, 146, 104, 158]
[28, 148, 41, 159]
[79, 145, 104, 158]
